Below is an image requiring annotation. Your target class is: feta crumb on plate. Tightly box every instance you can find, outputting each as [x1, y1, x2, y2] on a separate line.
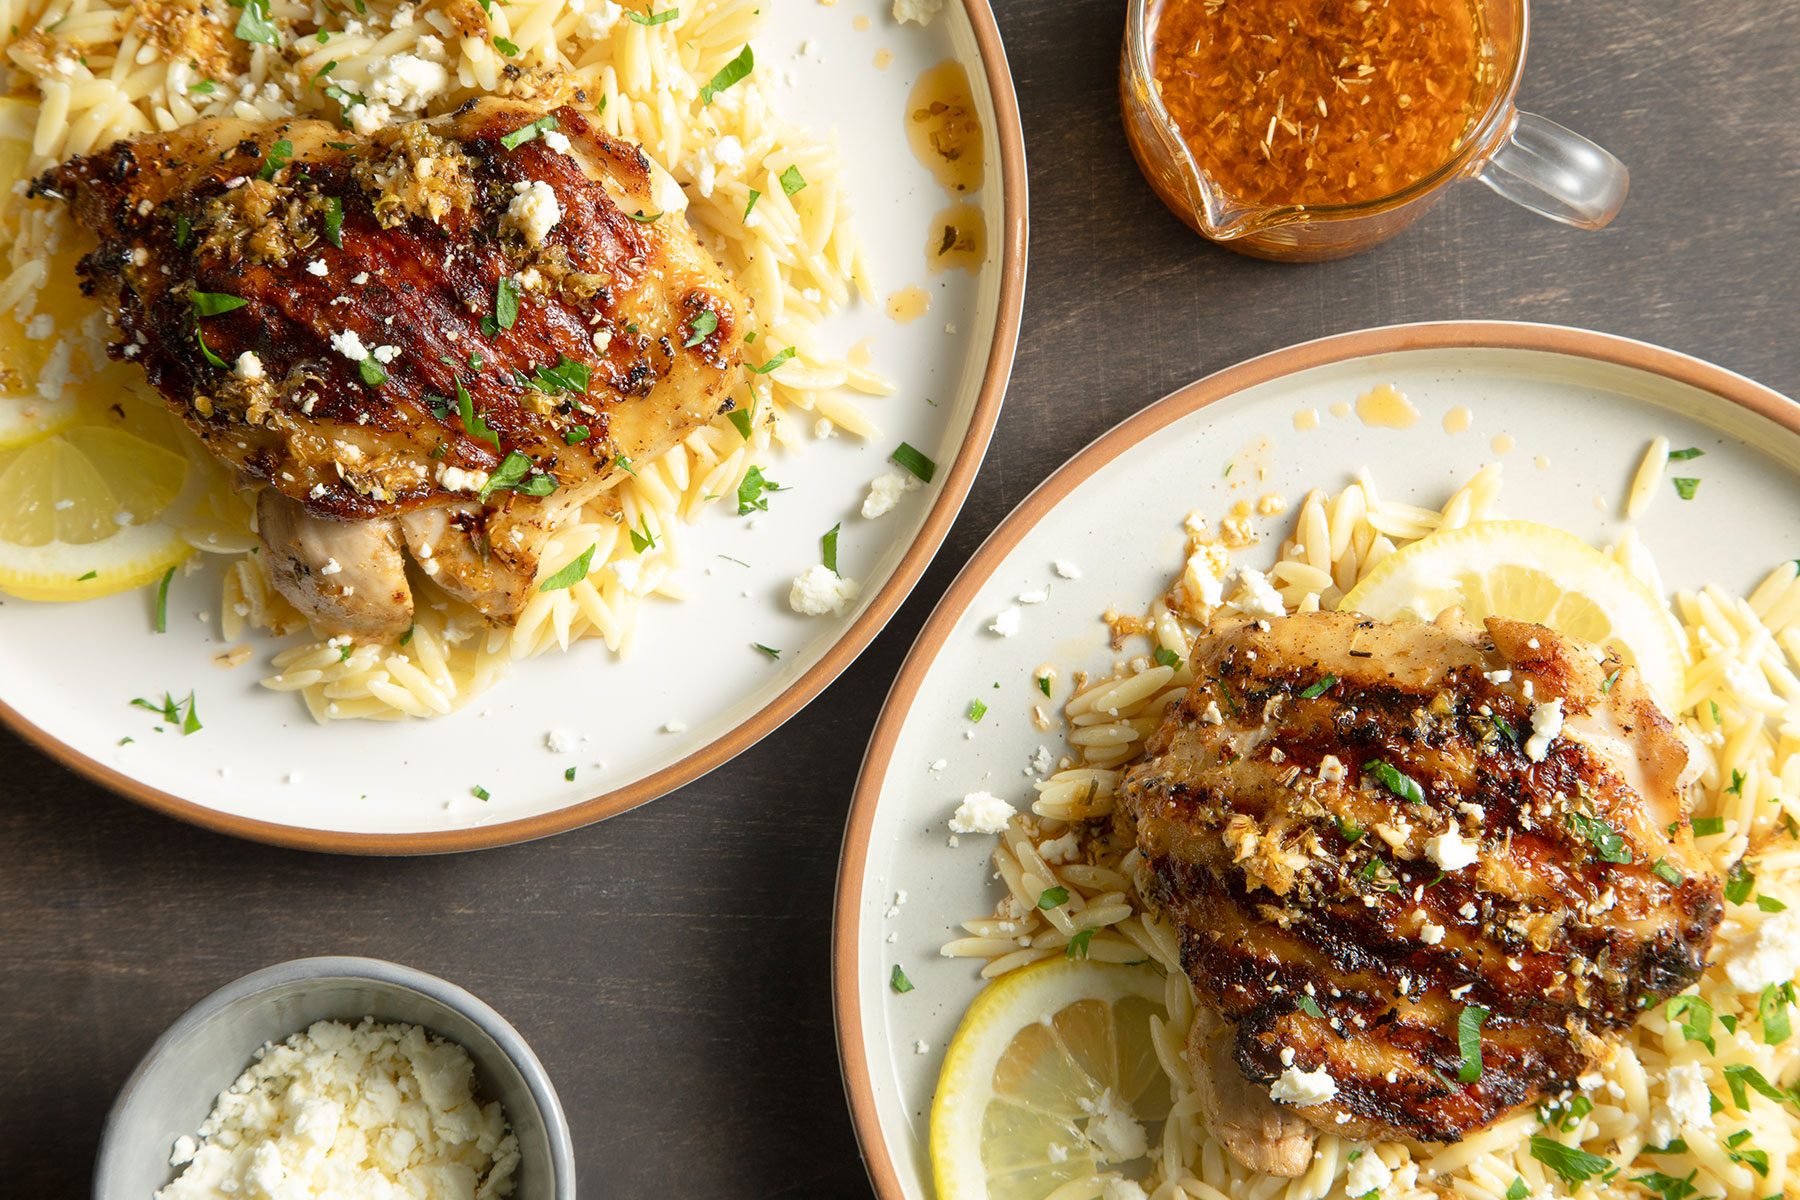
[988, 606, 1021, 637]
[949, 791, 1014, 834]
[789, 564, 859, 616]
[1345, 1149, 1393, 1197]
[1053, 559, 1083, 580]
[1268, 1063, 1338, 1106]
[861, 469, 921, 519]
[1724, 906, 1800, 992]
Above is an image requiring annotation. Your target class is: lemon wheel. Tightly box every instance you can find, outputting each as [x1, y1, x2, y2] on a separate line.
[0, 418, 196, 601]
[1340, 519, 1687, 708]
[930, 958, 1172, 1200]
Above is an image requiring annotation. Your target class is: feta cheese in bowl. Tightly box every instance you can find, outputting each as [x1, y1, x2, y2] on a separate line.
[93, 957, 573, 1200]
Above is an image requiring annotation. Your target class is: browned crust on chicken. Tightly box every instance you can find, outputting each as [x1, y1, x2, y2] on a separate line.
[1120, 611, 1721, 1147]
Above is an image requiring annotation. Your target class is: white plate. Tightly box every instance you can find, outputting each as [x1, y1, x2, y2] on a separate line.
[833, 322, 1800, 1199]
[0, 0, 1025, 852]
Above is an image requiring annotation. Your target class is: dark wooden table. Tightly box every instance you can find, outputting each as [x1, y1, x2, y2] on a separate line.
[4, 2, 1796, 1195]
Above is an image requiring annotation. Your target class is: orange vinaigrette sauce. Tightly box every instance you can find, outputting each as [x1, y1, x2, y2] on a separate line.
[1150, 0, 1494, 209]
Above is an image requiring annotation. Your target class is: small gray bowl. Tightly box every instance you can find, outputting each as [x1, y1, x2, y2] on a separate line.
[93, 956, 575, 1200]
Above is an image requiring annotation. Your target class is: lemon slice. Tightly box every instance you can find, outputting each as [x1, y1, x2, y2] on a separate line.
[931, 958, 1172, 1200]
[0, 416, 195, 601]
[1339, 519, 1686, 707]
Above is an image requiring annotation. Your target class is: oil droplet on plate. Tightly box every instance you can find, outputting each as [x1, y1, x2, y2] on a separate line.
[848, 337, 876, 366]
[1492, 433, 1516, 454]
[886, 286, 930, 323]
[1443, 405, 1472, 434]
[1534, 455, 1551, 470]
[907, 60, 984, 196]
[927, 203, 985, 273]
[1293, 408, 1321, 431]
[874, 48, 894, 69]
[1329, 400, 1352, 419]
[1354, 383, 1419, 429]
[853, 13, 871, 30]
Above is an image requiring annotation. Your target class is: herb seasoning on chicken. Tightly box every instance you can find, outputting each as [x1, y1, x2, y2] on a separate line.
[32, 98, 748, 639]
[1118, 609, 1722, 1173]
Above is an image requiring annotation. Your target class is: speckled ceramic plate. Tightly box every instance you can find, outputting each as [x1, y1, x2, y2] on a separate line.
[0, 0, 1025, 852]
[833, 322, 1800, 1198]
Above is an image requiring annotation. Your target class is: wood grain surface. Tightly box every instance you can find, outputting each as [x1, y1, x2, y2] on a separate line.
[3, 2, 1797, 1195]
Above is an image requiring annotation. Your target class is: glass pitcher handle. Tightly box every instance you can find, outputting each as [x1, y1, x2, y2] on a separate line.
[1477, 111, 1629, 230]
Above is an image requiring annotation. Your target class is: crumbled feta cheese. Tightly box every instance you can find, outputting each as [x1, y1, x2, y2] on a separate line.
[788, 563, 859, 616]
[1039, 832, 1080, 863]
[1017, 589, 1048, 605]
[1419, 921, 1446, 945]
[1524, 697, 1564, 762]
[1318, 754, 1346, 784]
[540, 129, 573, 154]
[1199, 700, 1224, 725]
[892, 0, 945, 26]
[663, 720, 687, 733]
[949, 791, 1015, 835]
[545, 728, 574, 753]
[367, 53, 449, 115]
[155, 1019, 518, 1200]
[1345, 1149, 1393, 1198]
[1724, 908, 1800, 992]
[318, 558, 343, 577]
[329, 328, 370, 362]
[437, 465, 489, 493]
[1183, 544, 1229, 608]
[1425, 826, 1479, 872]
[1648, 1060, 1715, 1147]
[1079, 1091, 1148, 1162]
[1053, 559, 1083, 580]
[372, 344, 401, 364]
[861, 470, 921, 519]
[1269, 1064, 1338, 1106]
[578, 0, 624, 37]
[988, 606, 1022, 637]
[1484, 669, 1512, 684]
[506, 179, 562, 246]
[1100, 1178, 1149, 1200]
[1225, 566, 1287, 620]
[305, 259, 329, 277]
[233, 351, 265, 380]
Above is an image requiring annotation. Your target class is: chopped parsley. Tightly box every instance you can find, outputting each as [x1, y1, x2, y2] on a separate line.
[1629, 1170, 1700, 1200]
[358, 357, 387, 387]
[743, 189, 761, 221]
[779, 164, 806, 196]
[130, 690, 201, 735]
[1567, 811, 1632, 864]
[1456, 1004, 1489, 1082]
[1299, 673, 1337, 699]
[627, 210, 663, 224]
[191, 291, 248, 317]
[564, 766, 576, 782]
[1036, 886, 1069, 910]
[190, 79, 216, 96]
[1527, 1135, 1613, 1186]
[1037, 674, 1052, 697]
[684, 308, 718, 348]
[257, 138, 292, 181]
[891, 442, 937, 483]
[1335, 815, 1364, 844]
[748, 346, 797, 375]
[629, 6, 679, 25]
[1651, 858, 1685, 885]
[1691, 816, 1726, 836]
[1665, 994, 1717, 1053]
[195, 325, 229, 368]
[1726, 860, 1756, 905]
[967, 699, 988, 722]
[1295, 995, 1325, 1018]
[499, 114, 559, 151]
[447, 379, 500, 450]
[612, 456, 636, 476]
[471, 785, 491, 801]
[1723, 1063, 1792, 1112]
[751, 643, 781, 660]
[1600, 668, 1620, 692]
[727, 407, 754, 439]
[629, 518, 658, 554]
[700, 44, 754, 105]
[524, 356, 590, 395]
[538, 544, 596, 592]
[1363, 758, 1426, 805]
[153, 565, 175, 633]
[1759, 894, 1788, 913]
[1759, 982, 1792, 1045]
[1729, 768, 1747, 794]
[493, 36, 520, 56]
[323, 196, 343, 247]
[494, 276, 519, 330]
[736, 465, 783, 515]
[563, 425, 591, 445]
[821, 522, 840, 573]
[889, 965, 914, 993]
[1672, 477, 1701, 500]
[229, 0, 280, 47]
[1066, 929, 1095, 960]
[174, 215, 192, 248]
[1667, 447, 1706, 461]
[1152, 646, 1181, 669]
[1505, 1179, 1530, 1200]
[481, 450, 556, 499]
[77, 569, 97, 581]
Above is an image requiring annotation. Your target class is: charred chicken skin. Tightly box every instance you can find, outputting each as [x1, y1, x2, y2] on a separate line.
[32, 98, 747, 638]
[1118, 610, 1721, 1172]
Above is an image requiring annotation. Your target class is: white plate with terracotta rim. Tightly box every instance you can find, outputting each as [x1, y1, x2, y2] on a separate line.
[0, 0, 1025, 854]
[832, 321, 1800, 1198]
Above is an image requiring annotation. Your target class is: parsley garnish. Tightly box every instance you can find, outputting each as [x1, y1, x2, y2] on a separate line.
[629, 7, 679, 24]
[524, 356, 590, 395]
[445, 379, 500, 450]
[1666, 994, 1717, 1053]
[499, 114, 559, 151]
[612, 456, 636, 477]
[358, 357, 386, 387]
[77, 569, 96, 581]
[1667, 447, 1706, 461]
[627, 210, 663, 223]
[538, 545, 596, 592]
[1692, 816, 1725, 836]
[1037, 674, 1052, 697]
[1726, 860, 1756, 905]
[1300, 673, 1337, 699]
[229, 0, 280, 47]
[195, 325, 229, 368]
[1672, 477, 1701, 500]
[891, 441, 937, 483]
[726, 407, 754, 439]
[700, 44, 753, 104]
[890, 965, 914, 993]
[257, 138, 292, 181]
[1567, 810, 1632, 864]
[130, 690, 201, 735]
[1456, 1005, 1489, 1082]
[743, 189, 761, 220]
[493, 36, 520, 56]
[1759, 982, 1793, 1045]
[967, 699, 988, 722]
[684, 308, 718, 347]
[1527, 1136, 1612, 1186]
[323, 196, 343, 247]
[471, 785, 491, 801]
[564, 766, 576, 782]
[1600, 668, 1620, 692]
[822, 522, 840, 574]
[174, 215, 192, 248]
[779, 164, 806, 196]
[1153, 646, 1181, 669]
[1066, 929, 1095, 960]
[1759, 893, 1788, 912]
[1036, 886, 1069, 910]
[481, 450, 556, 500]
[1728, 768, 1746, 795]
[736, 465, 783, 515]
[1630, 1169, 1700, 1200]
[1504, 1179, 1530, 1200]
[494, 276, 519, 330]
[1363, 758, 1426, 805]
[190, 79, 216, 96]
[629, 518, 658, 554]
[748, 346, 796, 375]
[564, 425, 590, 445]
[752, 643, 781, 660]
[1651, 858, 1685, 885]
[191, 291, 248, 317]
[1296, 995, 1324, 1018]
[153, 565, 175, 633]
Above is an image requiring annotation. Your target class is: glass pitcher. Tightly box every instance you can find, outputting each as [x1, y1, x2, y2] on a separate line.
[1121, 0, 1629, 261]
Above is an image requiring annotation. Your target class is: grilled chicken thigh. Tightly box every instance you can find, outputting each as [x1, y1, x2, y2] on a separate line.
[33, 98, 747, 637]
[1119, 610, 1720, 1169]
